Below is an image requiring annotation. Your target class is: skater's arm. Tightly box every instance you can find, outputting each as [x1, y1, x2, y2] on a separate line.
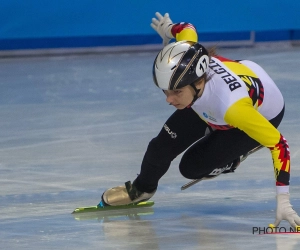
[171, 22, 198, 43]
[151, 12, 198, 46]
[224, 97, 290, 188]
[224, 97, 300, 228]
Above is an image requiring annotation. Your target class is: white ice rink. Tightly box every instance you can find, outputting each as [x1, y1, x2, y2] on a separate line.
[1, 45, 300, 249]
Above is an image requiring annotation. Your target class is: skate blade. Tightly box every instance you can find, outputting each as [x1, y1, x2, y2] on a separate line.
[72, 207, 154, 221]
[72, 200, 154, 214]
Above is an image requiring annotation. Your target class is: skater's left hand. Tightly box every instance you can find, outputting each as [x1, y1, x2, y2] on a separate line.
[270, 193, 300, 229]
[151, 12, 174, 46]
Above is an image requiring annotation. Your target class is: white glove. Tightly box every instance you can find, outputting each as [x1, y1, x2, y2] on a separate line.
[151, 12, 174, 46]
[270, 193, 300, 229]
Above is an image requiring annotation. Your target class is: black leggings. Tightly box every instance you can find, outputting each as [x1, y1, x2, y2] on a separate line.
[135, 107, 284, 193]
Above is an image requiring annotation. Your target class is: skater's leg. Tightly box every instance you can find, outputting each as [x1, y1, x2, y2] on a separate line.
[179, 107, 284, 179]
[101, 108, 211, 206]
[179, 128, 258, 179]
[134, 108, 210, 192]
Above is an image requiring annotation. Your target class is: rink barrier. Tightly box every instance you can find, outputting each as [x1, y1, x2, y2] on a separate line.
[0, 30, 299, 57]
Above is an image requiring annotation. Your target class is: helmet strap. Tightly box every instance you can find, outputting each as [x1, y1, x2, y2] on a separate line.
[187, 82, 201, 108]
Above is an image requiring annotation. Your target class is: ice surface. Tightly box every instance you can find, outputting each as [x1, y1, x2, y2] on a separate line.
[1, 45, 300, 250]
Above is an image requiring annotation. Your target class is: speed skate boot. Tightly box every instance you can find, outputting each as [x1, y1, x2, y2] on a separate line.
[99, 181, 156, 207]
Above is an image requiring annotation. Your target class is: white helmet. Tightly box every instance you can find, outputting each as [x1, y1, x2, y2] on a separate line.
[153, 41, 209, 90]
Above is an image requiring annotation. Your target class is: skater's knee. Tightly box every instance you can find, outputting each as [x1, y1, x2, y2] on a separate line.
[179, 158, 200, 179]
[179, 152, 209, 179]
[179, 165, 194, 179]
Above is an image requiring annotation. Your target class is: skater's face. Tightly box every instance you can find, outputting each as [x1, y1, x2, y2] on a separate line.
[164, 79, 204, 109]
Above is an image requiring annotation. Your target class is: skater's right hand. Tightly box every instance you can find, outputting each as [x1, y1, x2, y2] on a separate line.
[151, 12, 174, 46]
[270, 193, 300, 230]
